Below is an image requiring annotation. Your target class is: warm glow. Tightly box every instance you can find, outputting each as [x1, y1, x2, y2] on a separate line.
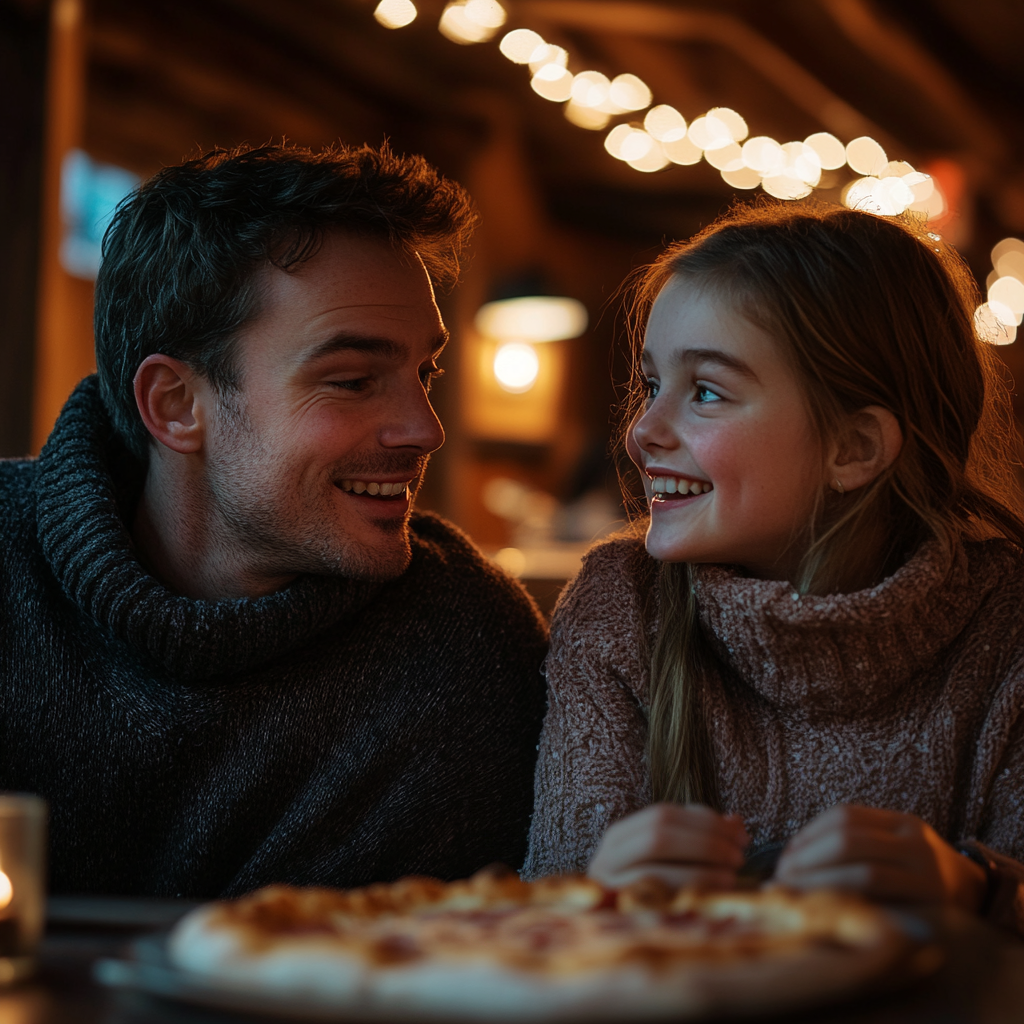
[628, 143, 670, 173]
[903, 171, 934, 203]
[781, 141, 822, 186]
[499, 28, 546, 63]
[494, 342, 540, 392]
[530, 66, 573, 102]
[439, 1, 495, 43]
[721, 165, 762, 189]
[707, 107, 748, 143]
[570, 71, 611, 108]
[663, 135, 703, 165]
[742, 136, 784, 175]
[996, 251, 1024, 283]
[463, 0, 506, 29]
[475, 295, 588, 343]
[687, 115, 732, 151]
[644, 105, 687, 142]
[845, 136, 888, 176]
[704, 141, 743, 171]
[987, 276, 1024, 319]
[373, 0, 417, 29]
[993, 237, 1024, 265]
[843, 175, 914, 215]
[607, 74, 651, 112]
[0, 869, 10, 910]
[804, 132, 847, 170]
[761, 173, 813, 201]
[564, 102, 610, 130]
[975, 303, 1017, 345]
[528, 45, 567, 73]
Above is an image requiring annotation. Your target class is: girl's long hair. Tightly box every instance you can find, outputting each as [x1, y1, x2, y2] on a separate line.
[620, 202, 1024, 807]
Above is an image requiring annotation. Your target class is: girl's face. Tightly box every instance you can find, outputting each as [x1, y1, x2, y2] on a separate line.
[628, 276, 824, 580]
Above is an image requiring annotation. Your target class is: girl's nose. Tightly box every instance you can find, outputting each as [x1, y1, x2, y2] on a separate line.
[630, 402, 678, 456]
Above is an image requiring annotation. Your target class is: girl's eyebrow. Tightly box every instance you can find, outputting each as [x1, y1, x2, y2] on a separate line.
[680, 347, 760, 382]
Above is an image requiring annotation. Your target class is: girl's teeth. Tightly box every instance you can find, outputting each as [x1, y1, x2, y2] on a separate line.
[649, 476, 713, 496]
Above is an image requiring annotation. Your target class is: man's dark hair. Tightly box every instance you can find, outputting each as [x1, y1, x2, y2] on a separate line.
[94, 142, 476, 459]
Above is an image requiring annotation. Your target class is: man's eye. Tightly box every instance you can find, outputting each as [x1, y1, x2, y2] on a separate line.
[694, 383, 721, 403]
[329, 378, 371, 392]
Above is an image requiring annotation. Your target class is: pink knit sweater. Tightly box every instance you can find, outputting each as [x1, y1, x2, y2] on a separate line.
[523, 535, 1024, 921]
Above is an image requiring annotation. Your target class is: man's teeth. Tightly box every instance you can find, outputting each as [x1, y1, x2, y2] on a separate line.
[650, 476, 713, 496]
[339, 480, 409, 496]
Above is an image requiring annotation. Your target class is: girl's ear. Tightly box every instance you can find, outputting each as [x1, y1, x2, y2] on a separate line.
[827, 406, 903, 493]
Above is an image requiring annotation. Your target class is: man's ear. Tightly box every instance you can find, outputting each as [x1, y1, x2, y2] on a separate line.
[827, 405, 903, 493]
[134, 354, 206, 455]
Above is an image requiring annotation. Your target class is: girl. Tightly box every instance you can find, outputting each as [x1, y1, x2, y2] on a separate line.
[523, 203, 1024, 932]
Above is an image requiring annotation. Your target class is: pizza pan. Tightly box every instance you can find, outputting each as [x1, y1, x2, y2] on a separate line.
[93, 916, 940, 1024]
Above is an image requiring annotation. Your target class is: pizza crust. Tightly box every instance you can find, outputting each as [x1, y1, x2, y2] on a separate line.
[167, 868, 911, 1020]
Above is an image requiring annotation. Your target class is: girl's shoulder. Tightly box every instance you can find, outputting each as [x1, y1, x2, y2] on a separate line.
[549, 532, 653, 653]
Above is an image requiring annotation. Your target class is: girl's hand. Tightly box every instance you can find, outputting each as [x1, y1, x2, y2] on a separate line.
[774, 805, 986, 910]
[587, 803, 749, 889]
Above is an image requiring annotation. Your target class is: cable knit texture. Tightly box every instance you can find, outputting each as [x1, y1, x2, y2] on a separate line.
[0, 377, 548, 898]
[524, 534, 1024, 930]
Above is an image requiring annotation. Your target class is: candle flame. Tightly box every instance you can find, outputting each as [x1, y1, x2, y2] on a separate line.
[0, 869, 11, 910]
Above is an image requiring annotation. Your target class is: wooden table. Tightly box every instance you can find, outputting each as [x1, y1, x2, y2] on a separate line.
[1, 897, 1022, 1022]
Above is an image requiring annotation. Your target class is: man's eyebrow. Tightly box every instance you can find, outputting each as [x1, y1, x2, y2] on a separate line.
[680, 347, 759, 381]
[305, 330, 449, 363]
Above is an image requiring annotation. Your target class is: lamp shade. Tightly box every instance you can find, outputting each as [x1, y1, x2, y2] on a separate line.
[474, 295, 588, 343]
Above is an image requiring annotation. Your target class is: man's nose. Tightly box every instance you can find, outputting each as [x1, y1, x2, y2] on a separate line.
[379, 387, 445, 453]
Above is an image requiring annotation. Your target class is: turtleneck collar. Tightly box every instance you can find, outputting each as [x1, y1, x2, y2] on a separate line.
[35, 376, 382, 681]
[692, 538, 1009, 717]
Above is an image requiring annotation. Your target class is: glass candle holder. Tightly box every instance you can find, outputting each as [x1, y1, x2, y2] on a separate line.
[0, 794, 47, 985]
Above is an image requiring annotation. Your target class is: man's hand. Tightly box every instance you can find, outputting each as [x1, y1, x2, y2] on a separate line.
[587, 803, 749, 889]
[774, 805, 986, 910]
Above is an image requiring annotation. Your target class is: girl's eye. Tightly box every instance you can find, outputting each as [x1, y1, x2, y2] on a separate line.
[644, 376, 659, 401]
[694, 383, 722, 403]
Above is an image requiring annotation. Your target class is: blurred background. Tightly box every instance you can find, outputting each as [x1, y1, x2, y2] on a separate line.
[3, 0, 1024, 612]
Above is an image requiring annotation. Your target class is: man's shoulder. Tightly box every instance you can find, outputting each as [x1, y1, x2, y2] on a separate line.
[406, 511, 547, 634]
[0, 457, 39, 529]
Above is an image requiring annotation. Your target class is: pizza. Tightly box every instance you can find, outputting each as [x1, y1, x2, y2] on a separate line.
[166, 866, 913, 1020]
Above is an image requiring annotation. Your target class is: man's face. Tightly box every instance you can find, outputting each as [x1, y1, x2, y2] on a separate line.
[202, 231, 447, 582]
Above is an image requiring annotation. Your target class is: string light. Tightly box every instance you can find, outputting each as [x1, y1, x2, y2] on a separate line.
[373, 0, 417, 29]
[371, 5, 954, 237]
[977, 238, 1024, 345]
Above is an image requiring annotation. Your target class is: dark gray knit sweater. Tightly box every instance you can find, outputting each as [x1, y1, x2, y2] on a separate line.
[0, 377, 548, 898]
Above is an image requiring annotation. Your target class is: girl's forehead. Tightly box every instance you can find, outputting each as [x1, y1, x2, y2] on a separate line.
[644, 277, 748, 358]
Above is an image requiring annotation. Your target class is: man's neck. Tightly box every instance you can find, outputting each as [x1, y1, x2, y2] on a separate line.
[132, 461, 296, 601]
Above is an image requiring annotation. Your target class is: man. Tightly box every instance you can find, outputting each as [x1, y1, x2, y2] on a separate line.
[0, 144, 548, 897]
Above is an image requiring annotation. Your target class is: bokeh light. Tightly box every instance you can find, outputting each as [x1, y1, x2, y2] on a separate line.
[644, 105, 687, 142]
[494, 342, 540, 392]
[804, 132, 846, 170]
[845, 136, 888, 176]
[531, 64, 573, 102]
[499, 27, 545, 62]
[570, 71, 611, 108]
[742, 137, 785, 175]
[374, 0, 417, 29]
[608, 74, 652, 112]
